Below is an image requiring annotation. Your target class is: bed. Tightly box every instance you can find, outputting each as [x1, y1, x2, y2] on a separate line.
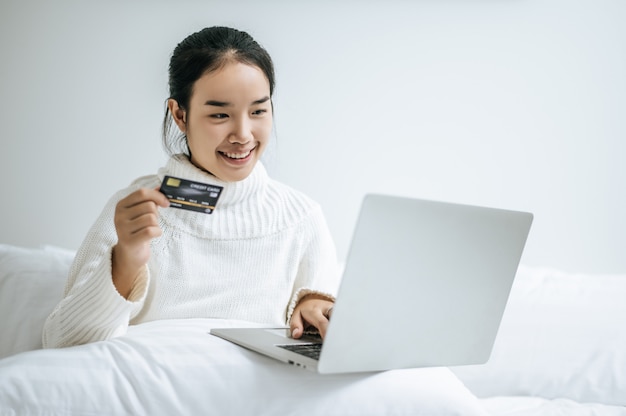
[0, 243, 624, 415]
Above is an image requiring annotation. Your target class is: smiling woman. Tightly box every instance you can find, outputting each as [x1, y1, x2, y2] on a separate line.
[41, 26, 339, 349]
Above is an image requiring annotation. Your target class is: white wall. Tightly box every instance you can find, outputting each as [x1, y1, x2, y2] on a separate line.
[1, 0, 624, 273]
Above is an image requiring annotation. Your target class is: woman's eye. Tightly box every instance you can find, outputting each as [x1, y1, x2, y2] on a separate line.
[210, 113, 228, 119]
[252, 109, 267, 116]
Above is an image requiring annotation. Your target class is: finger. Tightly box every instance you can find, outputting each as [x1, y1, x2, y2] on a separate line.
[325, 306, 334, 320]
[301, 308, 330, 339]
[120, 188, 170, 210]
[315, 313, 330, 339]
[153, 186, 171, 207]
[115, 204, 159, 234]
[124, 225, 163, 246]
[127, 213, 162, 238]
[116, 189, 168, 230]
[123, 200, 163, 222]
[290, 311, 304, 339]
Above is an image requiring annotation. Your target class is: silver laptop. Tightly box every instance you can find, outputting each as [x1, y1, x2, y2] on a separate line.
[211, 194, 533, 374]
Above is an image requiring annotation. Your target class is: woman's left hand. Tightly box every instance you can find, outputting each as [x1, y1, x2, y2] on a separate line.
[290, 294, 334, 340]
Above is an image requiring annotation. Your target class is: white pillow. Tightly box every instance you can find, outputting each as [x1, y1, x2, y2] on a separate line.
[452, 264, 626, 406]
[0, 244, 74, 359]
[0, 318, 489, 416]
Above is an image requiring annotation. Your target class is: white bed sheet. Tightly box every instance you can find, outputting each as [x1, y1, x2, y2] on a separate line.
[481, 396, 626, 416]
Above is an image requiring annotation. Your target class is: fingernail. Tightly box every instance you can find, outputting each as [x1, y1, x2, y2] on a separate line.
[291, 328, 301, 338]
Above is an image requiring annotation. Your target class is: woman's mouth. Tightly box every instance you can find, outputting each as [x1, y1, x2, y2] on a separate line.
[221, 149, 252, 159]
[218, 146, 256, 163]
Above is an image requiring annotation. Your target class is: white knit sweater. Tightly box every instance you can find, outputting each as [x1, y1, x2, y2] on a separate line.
[42, 155, 339, 348]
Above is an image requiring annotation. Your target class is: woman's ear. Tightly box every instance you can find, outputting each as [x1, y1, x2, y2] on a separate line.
[167, 99, 187, 133]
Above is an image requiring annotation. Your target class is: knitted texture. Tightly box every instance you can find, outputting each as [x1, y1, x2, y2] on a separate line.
[43, 155, 339, 348]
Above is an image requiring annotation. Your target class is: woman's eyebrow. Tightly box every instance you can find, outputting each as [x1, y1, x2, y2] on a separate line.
[204, 96, 270, 107]
[252, 96, 270, 105]
[204, 100, 230, 107]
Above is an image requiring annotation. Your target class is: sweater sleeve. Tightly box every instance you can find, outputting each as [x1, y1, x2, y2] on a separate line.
[42, 185, 151, 348]
[286, 204, 341, 323]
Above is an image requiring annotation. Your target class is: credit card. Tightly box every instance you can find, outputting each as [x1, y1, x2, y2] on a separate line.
[159, 176, 223, 214]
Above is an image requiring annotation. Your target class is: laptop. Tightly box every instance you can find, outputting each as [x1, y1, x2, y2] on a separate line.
[211, 193, 533, 374]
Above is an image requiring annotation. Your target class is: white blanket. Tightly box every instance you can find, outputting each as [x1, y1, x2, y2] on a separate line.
[0, 318, 488, 416]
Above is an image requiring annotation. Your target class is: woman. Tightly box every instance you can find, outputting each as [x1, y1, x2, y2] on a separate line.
[43, 26, 338, 348]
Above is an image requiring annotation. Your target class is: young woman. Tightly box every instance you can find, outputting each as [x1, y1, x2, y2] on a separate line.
[42, 26, 339, 348]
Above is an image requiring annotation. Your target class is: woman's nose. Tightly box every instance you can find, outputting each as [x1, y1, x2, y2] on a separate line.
[228, 118, 253, 144]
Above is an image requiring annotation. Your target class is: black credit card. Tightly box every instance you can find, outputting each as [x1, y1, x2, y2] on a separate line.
[159, 176, 223, 214]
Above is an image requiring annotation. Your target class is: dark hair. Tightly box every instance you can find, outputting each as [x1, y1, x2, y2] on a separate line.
[162, 26, 276, 155]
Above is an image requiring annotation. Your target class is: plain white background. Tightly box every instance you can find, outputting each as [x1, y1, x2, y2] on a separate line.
[1, 0, 624, 273]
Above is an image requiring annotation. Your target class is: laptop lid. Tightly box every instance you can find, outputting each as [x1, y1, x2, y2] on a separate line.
[317, 194, 532, 373]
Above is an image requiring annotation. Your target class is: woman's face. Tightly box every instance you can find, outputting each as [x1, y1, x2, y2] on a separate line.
[170, 61, 273, 182]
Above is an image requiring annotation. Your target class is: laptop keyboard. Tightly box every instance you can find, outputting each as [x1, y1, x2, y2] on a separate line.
[277, 343, 322, 360]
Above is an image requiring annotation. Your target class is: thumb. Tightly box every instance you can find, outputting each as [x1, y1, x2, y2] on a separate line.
[290, 312, 304, 339]
[154, 187, 171, 208]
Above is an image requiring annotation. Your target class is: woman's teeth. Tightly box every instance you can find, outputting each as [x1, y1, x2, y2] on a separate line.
[223, 150, 251, 159]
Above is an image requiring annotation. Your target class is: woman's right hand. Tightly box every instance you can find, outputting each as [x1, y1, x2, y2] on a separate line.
[112, 188, 170, 298]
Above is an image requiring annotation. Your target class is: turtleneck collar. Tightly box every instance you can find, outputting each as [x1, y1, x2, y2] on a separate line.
[154, 154, 314, 240]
